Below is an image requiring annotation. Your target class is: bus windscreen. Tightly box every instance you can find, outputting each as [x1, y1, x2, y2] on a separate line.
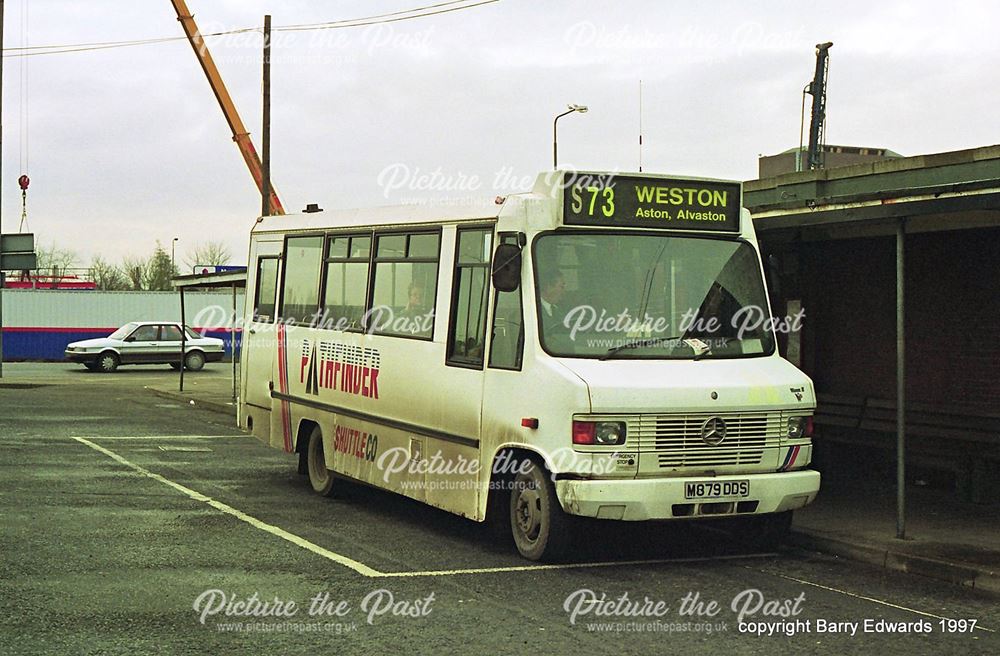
[534, 233, 775, 359]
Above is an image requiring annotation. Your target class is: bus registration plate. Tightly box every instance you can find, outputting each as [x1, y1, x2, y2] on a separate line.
[684, 480, 749, 499]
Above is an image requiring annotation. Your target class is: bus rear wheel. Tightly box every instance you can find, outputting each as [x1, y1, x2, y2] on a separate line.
[306, 426, 336, 497]
[510, 459, 573, 561]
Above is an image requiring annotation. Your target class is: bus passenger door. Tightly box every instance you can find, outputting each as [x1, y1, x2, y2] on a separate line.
[481, 237, 529, 520]
[242, 246, 281, 438]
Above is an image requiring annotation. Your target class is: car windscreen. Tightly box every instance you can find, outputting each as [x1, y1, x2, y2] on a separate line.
[109, 323, 139, 340]
[533, 232, 776, 360]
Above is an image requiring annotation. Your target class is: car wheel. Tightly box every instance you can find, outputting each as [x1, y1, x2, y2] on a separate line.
[510, 459, 574, 561]
[97, 352, 119, 373]
[307, 426, 336, 497]
[184, 351, 205, 372]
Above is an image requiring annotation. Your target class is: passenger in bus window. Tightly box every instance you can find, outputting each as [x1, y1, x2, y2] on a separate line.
[401, 281, 429, 317]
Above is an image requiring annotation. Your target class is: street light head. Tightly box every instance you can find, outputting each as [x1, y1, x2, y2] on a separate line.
[568, 104, 588, 113]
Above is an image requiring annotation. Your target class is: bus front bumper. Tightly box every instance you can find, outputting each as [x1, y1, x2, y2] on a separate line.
[555, 469, 820, 521]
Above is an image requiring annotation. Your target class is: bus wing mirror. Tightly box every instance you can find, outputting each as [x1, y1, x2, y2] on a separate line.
[491, 243, 522, 293]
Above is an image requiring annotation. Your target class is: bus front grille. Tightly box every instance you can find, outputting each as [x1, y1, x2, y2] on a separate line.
[634, 412, 783, 468]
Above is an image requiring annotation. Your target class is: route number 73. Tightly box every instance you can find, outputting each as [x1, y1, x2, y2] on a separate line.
[570, 186, 615, 217]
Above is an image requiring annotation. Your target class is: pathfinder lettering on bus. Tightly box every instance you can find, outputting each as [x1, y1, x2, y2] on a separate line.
[333, 424, 378, 462]
[301, 340, 381, 399]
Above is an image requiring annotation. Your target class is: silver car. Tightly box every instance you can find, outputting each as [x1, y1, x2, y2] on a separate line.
[64, 321, 225, 373]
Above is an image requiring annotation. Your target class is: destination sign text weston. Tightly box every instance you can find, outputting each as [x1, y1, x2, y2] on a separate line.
[562, 174, 741, 232]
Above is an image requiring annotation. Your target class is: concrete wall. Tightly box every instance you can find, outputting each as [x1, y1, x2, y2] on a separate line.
[758, 146, 901, 178]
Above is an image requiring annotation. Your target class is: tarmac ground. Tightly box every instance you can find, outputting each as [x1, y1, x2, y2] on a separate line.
[1, 363, 997, 654]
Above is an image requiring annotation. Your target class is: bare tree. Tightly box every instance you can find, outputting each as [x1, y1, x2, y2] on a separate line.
[184, 240, 233, 271]
[90, 256, 130, 291]
[121, 255, 148, 291]
[35, 242, 79, 274]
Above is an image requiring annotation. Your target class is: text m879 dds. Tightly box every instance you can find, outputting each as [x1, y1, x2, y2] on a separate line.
[685, 480, 750, 499]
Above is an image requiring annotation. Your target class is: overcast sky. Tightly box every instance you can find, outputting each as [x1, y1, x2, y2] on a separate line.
[2, 0, 998, 268]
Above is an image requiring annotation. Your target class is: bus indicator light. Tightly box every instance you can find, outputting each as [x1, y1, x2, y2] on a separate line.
[572, 421, 596, 445]
[521, 418, 539, 429]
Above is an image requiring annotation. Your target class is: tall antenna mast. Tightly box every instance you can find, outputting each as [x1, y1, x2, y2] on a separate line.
[806, 42, 833, 170]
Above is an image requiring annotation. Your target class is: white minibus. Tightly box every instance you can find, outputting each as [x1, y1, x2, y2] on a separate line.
[239, 171, 820, 561]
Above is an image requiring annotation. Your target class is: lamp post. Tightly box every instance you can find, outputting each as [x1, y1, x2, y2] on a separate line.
[553, 104, 588, 169]
[171, 238, 179, 275]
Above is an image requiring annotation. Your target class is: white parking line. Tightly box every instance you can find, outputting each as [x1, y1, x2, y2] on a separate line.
[74, 436, 383, 578]
[377, 553, 777, 578]
[72, 435, 781, 580]
[74, 435, 242, 440]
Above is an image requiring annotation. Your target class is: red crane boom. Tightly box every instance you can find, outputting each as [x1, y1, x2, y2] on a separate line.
[170, 0, 285, 215]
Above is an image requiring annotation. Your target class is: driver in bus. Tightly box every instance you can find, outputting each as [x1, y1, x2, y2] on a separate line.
[539, 269, 567, 320]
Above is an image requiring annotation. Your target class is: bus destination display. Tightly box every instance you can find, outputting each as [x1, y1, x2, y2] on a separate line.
[562, 173, 741, 232]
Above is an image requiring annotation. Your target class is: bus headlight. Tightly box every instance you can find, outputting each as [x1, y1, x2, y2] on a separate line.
[787, 416, 813, 439]
[573, 421, 626, 446]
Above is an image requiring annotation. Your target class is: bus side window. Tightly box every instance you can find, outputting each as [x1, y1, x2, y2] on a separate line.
[254, 257, 279, 323]
[322, 234, 370, 331]
[488, 235, 524, 371]
[447, 228, 492, 367]
[279, 236, 324, 325]
[370, 231, 441, 339]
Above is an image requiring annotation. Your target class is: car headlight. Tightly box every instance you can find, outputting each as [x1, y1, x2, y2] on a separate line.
[572, 420, 627, 446]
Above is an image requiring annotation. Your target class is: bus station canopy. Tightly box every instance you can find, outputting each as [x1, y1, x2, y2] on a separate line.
[745, 144, 1000, 235]
[171, 270, 247, 290]
[170, 269, 246, 399]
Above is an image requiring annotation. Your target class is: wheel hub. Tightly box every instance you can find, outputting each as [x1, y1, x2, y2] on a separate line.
[515, 488, 541, 541]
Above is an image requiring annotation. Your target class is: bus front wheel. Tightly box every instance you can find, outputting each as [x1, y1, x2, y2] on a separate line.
[510, 460, 573, 561]
[306, 426, 336, 497]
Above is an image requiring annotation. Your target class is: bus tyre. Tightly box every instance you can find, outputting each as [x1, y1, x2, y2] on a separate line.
[97, 352, 119, 373]
[510, 460, 573, 561]
[486, 483, 513, 544]
[306, 426, 336, 497]
[184, 351, 206, 372]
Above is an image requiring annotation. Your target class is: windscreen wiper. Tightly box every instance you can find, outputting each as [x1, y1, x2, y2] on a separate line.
[601, 336, 682, 361]
[601, 336, 713, 361]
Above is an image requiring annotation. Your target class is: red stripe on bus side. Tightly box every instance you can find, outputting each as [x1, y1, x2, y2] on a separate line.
[276, 324, 292, 453]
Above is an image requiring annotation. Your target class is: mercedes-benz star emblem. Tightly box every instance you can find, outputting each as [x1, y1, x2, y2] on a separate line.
[701, 417, 727, 446]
